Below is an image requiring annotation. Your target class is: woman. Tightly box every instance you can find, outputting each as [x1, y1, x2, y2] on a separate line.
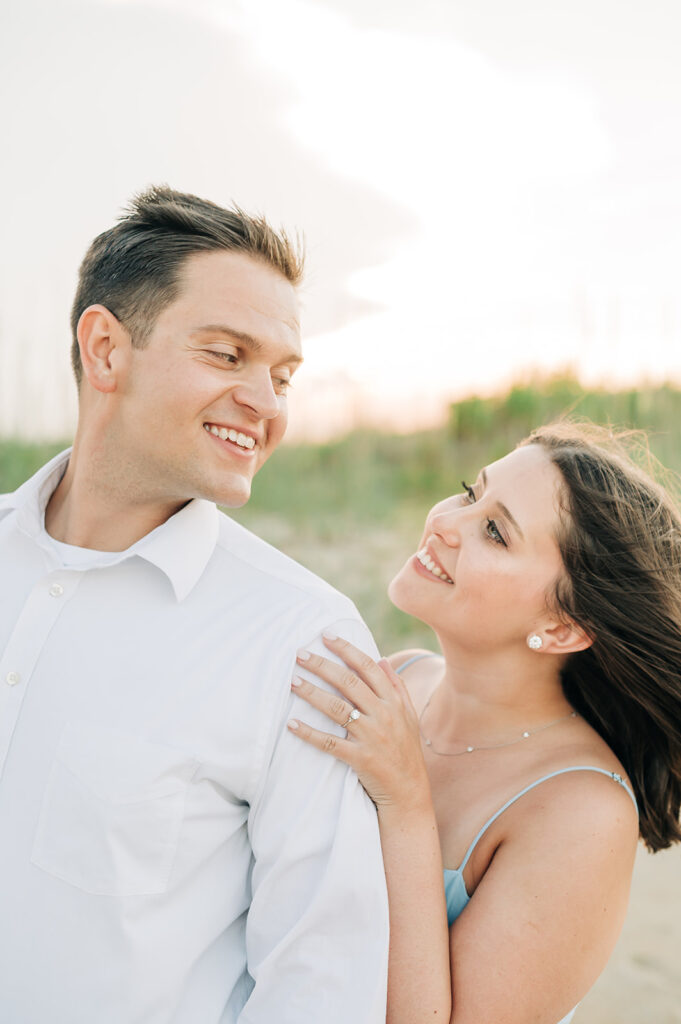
[288, 423, 681, 1024]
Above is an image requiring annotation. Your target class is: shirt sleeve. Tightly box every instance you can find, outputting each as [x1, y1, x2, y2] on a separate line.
[240, 616, 389, 1023]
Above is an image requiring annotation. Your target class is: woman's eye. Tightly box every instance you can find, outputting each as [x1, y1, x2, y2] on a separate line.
[486, 518, 507, 546]
[273, 377, 292, 395]
[461, 480, 476, 503]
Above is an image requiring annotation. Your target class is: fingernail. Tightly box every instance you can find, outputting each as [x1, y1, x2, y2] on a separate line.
[287, 719, 300, 730]
[322, 629, 338, 641]
[296, 649, 311, 661]
[291, 676, 302, 688]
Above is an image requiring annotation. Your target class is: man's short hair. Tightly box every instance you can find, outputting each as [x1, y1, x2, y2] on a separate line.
[70, 185, 304, 387]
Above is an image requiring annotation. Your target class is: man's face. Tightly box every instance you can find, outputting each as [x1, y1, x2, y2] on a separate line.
[116, 249, 302, 509]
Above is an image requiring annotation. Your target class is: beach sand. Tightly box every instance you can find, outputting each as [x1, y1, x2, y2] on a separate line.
[576, 845, 681, 1023]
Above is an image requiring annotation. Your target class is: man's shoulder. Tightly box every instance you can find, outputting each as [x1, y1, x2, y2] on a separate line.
[0, 479, 27, 523]
[0, 479, 24, 508]
[0, 496, 15, 529]
[212, 510, 357, 615]
[0, 449, 71, 518]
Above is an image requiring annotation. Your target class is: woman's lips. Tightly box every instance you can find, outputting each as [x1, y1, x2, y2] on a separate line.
[414, 547, 454, 584]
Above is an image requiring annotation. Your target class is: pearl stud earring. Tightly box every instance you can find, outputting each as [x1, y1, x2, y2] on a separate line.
[527, 634, 543, 650]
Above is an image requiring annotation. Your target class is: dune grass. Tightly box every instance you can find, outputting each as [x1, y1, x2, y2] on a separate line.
[3, 375, 681, 653]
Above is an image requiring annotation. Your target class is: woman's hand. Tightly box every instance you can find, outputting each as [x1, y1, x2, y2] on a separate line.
[288, 632, 430, 811]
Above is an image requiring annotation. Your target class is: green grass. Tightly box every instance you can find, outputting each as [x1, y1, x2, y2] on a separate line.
[4, 375, 681, 653]
[0, 440, 69, 493]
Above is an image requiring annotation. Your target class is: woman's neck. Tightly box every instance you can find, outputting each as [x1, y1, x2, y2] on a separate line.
[426, 634, 573, 746]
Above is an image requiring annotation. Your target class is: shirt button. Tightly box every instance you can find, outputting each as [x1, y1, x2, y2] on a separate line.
[49, 583, 64, 597]
[6, 672, 20, 686]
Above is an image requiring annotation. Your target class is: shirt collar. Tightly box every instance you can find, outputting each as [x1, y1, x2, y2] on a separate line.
[131, 498, 219, 602]
[3, 448, 220, 602]
[0, 447, 72, 533]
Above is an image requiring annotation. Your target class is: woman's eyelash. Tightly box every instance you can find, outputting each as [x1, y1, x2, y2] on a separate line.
[462, 480, 508, 547]
[461, 480, 476, 503]
[486, 518, 507, 546]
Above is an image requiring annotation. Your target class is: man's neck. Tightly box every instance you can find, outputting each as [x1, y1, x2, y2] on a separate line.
[44, 442, 185, 552]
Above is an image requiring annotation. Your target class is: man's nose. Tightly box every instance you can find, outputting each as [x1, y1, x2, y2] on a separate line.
[232, 370, 281, 419]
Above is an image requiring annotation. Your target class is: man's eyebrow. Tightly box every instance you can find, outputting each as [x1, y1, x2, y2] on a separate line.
[193, 324, 303, 365]
[481, 468, 525, 541]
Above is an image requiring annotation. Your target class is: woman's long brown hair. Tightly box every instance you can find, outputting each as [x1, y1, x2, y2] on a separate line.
[526, 423, 681, 851]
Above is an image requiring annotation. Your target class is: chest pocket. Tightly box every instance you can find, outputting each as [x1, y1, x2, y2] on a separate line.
[31, 721, 197, 896]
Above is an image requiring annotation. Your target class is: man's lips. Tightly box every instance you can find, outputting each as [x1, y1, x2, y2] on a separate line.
[414, 546, 454, 584]
[203, 422, 258, 452]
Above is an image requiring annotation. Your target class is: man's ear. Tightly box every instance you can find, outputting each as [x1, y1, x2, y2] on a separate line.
[77, 305, 132, 393]
[541, 619, 593, 655]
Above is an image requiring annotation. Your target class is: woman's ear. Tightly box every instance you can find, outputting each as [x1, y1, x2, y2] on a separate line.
[77, 305, 131, 393]
[541, 619, 593, 655]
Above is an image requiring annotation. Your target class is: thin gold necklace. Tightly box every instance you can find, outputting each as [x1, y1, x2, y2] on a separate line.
[419, 691, 578, 757]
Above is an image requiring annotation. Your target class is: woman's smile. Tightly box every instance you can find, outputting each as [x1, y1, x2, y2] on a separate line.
[413, 546, 454, 584]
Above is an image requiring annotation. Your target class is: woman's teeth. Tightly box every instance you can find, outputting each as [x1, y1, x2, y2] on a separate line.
[416, 548, 453, 584]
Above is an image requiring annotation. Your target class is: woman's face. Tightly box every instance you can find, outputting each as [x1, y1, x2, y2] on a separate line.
[389, 444, 567, 651]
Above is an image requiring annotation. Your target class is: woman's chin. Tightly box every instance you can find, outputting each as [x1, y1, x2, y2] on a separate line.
[388, 572, 420, 618]
[387, 570, 406, 607]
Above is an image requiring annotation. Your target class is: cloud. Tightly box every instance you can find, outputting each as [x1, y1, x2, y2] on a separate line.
[0, 0, 416, 434]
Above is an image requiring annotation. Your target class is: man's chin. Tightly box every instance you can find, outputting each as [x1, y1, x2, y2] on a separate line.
[213, 487, 249, 507]
[212, 478, 253, 509]
[193, 463, 260, 508]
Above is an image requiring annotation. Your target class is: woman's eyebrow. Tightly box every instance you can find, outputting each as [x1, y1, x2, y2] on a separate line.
[481, 468, 525, 541]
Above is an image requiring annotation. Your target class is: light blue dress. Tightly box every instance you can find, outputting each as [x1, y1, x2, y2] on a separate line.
[396, 654, 638, 1024]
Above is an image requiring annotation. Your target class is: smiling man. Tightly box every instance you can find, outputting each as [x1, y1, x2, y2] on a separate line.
[0, 187, 388, 1022]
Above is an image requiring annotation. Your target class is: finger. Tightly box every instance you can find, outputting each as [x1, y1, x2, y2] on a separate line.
[378, 658, 419, 720]
[291, 676, 359, 728]
[287, 717, 359, 768]
[295, 648, 378, 712]
[319, 633, 393, 699]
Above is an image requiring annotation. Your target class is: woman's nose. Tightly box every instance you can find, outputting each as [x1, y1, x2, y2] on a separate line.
[427, 507, 463, 546]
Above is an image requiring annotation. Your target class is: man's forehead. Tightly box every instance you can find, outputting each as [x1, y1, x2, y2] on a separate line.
[180, 249, 296, 294]
[171, 250, 301, 335]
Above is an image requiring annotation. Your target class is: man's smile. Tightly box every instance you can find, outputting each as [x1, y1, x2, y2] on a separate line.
[203, 422, 258, 451]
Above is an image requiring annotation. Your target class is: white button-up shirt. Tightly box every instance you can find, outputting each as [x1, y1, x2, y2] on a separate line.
[0, 451, 389, 1023]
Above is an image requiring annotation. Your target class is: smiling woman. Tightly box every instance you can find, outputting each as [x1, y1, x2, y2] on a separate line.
[289, 421, 681, 1024]
[389, 443, 573, 661]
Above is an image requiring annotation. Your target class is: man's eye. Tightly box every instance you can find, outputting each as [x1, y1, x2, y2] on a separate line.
[209, 351, 238, 363]
[461, 480, 476, 503]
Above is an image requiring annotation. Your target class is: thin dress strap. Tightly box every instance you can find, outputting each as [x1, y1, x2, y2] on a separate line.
[458, 766, 638, 874]
[394, 652, 440, 674]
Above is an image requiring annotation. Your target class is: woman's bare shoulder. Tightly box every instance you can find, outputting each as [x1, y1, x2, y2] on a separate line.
[387, 649, 444, 710]
[450, 765, 639, 1021]
[387, 648, 444, 671]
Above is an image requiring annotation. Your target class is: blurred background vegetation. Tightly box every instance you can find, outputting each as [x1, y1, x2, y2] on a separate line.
[3, 373, 681, 654]
[5, 372, 681, 1022]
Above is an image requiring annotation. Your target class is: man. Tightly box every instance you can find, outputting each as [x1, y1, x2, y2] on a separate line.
[0, 187, 388, 1022]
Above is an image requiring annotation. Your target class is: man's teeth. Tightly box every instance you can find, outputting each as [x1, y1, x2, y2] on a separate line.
[416, 548, 453, 584]
[204, 424, 256, 450]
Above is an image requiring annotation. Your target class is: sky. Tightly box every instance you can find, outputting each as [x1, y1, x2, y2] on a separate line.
[1, 0, 680, 440]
